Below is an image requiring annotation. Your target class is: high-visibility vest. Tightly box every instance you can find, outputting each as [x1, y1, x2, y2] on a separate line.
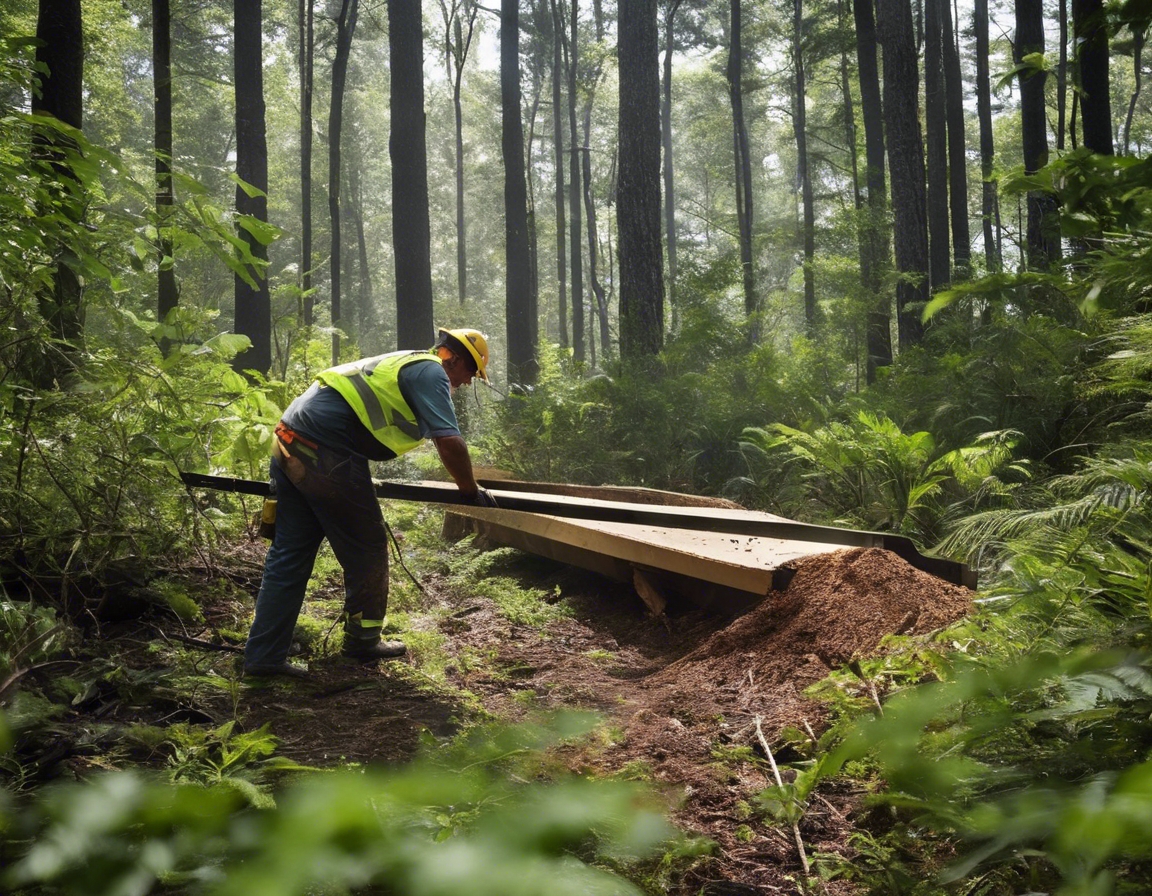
[316, 351, 441, 456]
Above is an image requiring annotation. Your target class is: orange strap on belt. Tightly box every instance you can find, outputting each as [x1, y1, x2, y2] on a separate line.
[274, 422, 319, 451]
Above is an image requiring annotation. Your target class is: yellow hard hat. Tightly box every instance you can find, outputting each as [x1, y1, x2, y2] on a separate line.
[437, 327, 490, 381]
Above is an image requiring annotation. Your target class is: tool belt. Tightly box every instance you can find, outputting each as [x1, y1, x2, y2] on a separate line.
[272, 422, 319, 484]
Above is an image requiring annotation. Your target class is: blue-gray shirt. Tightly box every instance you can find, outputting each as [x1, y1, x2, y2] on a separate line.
[281, 357, 461, 460]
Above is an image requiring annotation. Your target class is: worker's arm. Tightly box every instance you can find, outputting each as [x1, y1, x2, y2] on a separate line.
[432, 434, 480, 497]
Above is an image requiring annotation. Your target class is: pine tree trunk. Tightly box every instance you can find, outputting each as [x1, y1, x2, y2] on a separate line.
[974, 0, 1001, 274]
[1016, 0, 1061, 270]
[566, 0, 585, 363]
[390, 0, 436, 350]
[877, 0, 928, 347]
[153, 0, 177, 354]
[504, 0, 537, 386]
[793, 0, 816, 331]
[941, 0, 970, 277]
[233, 0, 272, 376]
[661, 0, 682, 325]
[728, 0, 757, 336]
[300, 0, 315, 327]
[329, 0, 358, 364]
[924, 0, 950, 289]
[854, 0, 892, 380]
[617, 0, 665, 358]
[33, 0, 85, 383]
[1124, 27, 1146, 154]
[550, 0, 568, 349]
[1073, 0, 1113, 155]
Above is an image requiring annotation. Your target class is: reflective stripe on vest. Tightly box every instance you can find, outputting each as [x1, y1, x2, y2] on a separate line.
[316, 351, 441, 455]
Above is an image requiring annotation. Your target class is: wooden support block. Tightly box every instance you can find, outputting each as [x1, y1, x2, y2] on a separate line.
[632, 567, 668, 618]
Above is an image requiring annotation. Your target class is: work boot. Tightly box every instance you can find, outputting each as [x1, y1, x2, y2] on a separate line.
[341, 634, 407, 662]
[243, 661, 309, 680]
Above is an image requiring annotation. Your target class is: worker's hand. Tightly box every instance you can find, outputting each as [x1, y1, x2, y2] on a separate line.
[470, 487, 499, 508]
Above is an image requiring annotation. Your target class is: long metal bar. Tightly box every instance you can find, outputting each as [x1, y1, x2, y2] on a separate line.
[180, 471, 974, 587]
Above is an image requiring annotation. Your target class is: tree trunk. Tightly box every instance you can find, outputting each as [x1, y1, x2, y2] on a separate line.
[390, 0, 436, 350]
[1016, 0, 1061, 270]
[1057, 0, 1068, 149]
[232, 0, 272, 376]
[617, 0, 665, 358]
[566, 0, 585, 363]
[877, 0, 928, 347]
[793, 0, 816, 331]
[153, 0, 177, 354]
[329, 0, 358, 364]
[504, 0, 537, 386]
[33, 0, 85, 383]
[1073, 0, 1113, 155]
[661, 0, 682, 325]
[550, 0, 568, 349]
[300, 0, 315, 327]
[442, 0, 478, 304]
[1124, 26, 1146, 154]
[924, 0, 950, 289]
[582, 98, 610, 359]
[727, 0, 757, 336]
[941, 0, 970, 277]
[974, 0, 1001, 274]
[853, 0, 892, 380]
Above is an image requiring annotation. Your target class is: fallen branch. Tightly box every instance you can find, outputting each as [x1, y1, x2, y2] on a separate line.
[149, 625, 243, 654]
[754, 714, 810, 876]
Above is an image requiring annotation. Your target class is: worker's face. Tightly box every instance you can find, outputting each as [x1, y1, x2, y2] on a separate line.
[443, 352, 475, 389]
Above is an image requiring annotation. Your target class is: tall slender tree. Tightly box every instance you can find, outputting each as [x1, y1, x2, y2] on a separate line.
[1073, 0, 1113, 155]
[941, 0, 970, 277]
[974, 0, 1002, 273]
[661, 0, 683, 321]
[877, 0, 928, 347]
[440, 0, 479, 305]
[564, 0, 585, 362]
[504, 0, 537, 385]
[549, 0, 569, 349]
[924, 0, 950, 289]
[389, 0, 436, 350]
[1123, 18, 1147, 154]
[727, 0, 757, 335]
[33, 0, 84, 382]
[233, 0, 272, 375]
[300, 0, 315, 327]
[793, 0, 816, 330]
[1016, 0, 1061, 269]
[328, 0, 359, 364]
[853, 0, 892, 379]
[618, 0, 665, 357]
[153, 0, 177, 353]
[582, 1, 610, 359]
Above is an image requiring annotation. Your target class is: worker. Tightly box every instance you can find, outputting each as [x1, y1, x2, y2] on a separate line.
[243, 327, 498, 678]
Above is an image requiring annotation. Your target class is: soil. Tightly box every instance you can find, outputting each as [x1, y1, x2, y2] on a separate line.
[17, 543, 972, 896]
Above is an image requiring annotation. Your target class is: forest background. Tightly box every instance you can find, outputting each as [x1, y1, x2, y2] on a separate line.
[4, 0, 1152, 892]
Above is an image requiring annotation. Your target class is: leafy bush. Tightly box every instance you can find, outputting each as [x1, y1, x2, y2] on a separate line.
[4, 714, 677, 896]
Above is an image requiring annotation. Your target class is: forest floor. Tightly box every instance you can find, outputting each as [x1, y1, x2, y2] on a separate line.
[14, 513, 973, 896]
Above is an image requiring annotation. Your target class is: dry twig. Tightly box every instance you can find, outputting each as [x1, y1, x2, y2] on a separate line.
[754, 714, 810, 875]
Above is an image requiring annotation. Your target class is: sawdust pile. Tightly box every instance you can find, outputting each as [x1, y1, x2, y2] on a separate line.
[631, 547, 974, 735]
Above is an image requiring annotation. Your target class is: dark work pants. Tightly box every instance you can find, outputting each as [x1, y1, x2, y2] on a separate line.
[244, 442, 389, 668]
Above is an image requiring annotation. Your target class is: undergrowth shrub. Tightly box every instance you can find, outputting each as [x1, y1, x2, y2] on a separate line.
[3, 713, 678, 896]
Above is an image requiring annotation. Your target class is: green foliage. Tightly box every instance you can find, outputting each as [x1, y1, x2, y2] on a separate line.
[742, 412, 1022, 542]
[445, 541, 569, 628]
[5, 716, 677, 896]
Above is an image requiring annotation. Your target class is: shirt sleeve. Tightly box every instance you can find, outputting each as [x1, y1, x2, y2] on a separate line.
[397, 360, 462, 439]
